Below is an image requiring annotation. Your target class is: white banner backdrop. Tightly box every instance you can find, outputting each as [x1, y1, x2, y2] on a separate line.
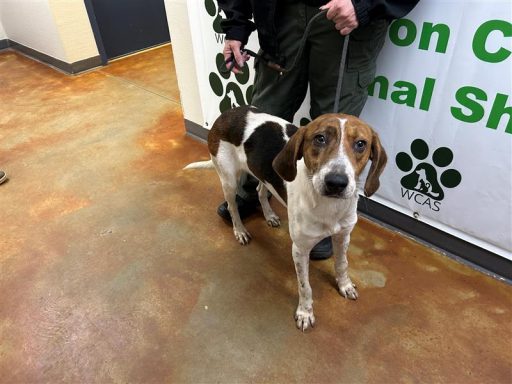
[188, 0, 512, 260]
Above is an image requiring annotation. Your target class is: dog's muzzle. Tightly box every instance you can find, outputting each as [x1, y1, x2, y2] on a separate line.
[323, 172, 349, 197]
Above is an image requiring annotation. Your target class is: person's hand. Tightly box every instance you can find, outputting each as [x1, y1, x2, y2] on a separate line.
[223, 40, 250, 74]
[320, 0, 359, 35]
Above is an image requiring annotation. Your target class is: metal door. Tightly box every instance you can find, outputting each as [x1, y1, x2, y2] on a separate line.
[88, 0, 170, 60]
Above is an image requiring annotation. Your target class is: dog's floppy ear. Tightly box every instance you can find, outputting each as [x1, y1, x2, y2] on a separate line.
[364, 131, 387, 197]
[272, 127, 306, 182]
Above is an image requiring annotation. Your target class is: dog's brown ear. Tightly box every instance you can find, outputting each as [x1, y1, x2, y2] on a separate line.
[364, 131, 387, 197]
[273, 127, 305, 182]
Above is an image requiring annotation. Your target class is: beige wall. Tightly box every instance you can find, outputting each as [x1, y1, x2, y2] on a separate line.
[0, 0, 67, 61]
[50, 0, 99, 63]
[0, 12, 6, 40]
[164, 0, 204, 126]
[0, 0, 98, 63]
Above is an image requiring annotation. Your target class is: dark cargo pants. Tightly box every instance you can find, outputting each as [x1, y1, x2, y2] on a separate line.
[238, 1, 389, 201]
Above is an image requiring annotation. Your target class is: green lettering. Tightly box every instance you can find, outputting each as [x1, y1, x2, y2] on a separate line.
[368, 75, 389, 99]
[391, 81, 417, 107]
[451, 86, 487, 123]
[487, 93, 512, 134]
[472, 20, 512, 63]
[419, 23, 450, 53]
[389, 19, 417, 47]
[419, 78, 436, 111]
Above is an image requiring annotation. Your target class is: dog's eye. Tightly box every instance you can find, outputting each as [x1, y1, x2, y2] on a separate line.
[314, 134, 327, 146]
[354, 140, 367, 153]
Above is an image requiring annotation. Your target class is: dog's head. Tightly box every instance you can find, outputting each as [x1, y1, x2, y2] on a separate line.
[272, 114, 387, 198]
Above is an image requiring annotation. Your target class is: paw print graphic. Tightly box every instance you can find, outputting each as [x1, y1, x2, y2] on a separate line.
[205, 0, 223, 34]
[396, 139, 462, 201]
[205, 0, 253, 113]
[299, 117, 311, 126]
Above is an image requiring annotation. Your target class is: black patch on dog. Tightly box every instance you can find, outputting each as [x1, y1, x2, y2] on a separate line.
[286, 124, 299, 138]
[244, 122, 288, 203]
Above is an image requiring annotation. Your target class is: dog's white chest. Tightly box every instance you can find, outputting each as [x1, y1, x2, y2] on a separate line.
[287, 178, 358, 240]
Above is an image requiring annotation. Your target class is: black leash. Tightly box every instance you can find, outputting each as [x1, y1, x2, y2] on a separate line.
[223, 9, 350, 114]
[333, 34, 349, 113]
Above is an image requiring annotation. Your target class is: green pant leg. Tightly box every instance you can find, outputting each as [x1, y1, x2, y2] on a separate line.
[308, 15, 389, 118]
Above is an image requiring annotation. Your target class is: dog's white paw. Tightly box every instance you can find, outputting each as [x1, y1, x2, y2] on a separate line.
[266, 214, 280, 228]
[338, 280, 358, 300]
[294, 307, 315, 332]
[234, 228, 251, 245]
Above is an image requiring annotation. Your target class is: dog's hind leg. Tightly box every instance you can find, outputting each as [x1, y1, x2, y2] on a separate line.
[257, 182, 280, 227]
[212, 151, 252, 245]
[333, 230, 358, 300]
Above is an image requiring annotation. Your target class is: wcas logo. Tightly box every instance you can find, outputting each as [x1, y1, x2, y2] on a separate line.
[204, 0, 253, 114]
[395, 139, 462, 212]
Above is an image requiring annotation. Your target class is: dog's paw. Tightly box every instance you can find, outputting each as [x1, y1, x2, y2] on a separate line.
[234, 228, 251, 245]
[338, 280, 358, 300]
[294, 307, 315, 332]
[266, 214, 280, 228]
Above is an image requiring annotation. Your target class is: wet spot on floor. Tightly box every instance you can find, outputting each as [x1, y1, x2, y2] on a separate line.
[352, 269, 387, 288]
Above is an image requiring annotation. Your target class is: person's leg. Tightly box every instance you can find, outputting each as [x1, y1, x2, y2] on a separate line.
[251, 1, 310, 120]
[308, 12, 389, 118]
[219, 1, 311, 221]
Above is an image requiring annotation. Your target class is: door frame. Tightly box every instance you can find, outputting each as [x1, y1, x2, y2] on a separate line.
[84, 0, 109, 65]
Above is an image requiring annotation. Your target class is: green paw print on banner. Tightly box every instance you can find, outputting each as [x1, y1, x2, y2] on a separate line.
[395, 139, 462, 201]
[205, 0, 253, 113]
[300, 117, 311, 126]
[205, 0, 223, 33]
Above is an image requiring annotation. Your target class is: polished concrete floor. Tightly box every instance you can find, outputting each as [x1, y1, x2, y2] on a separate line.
[0, 45, 511, 383]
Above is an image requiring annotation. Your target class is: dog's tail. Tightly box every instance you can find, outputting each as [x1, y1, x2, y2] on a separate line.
[183, 160, 215, 170]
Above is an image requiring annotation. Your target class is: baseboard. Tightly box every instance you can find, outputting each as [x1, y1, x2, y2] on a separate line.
[184, 119, 208, 143]
[7, 40, 102, 74]
[0, 39, 9, 50]
[358, 197, 511, 281]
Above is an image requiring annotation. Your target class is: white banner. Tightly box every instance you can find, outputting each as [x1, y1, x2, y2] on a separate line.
[188, 0, 512, 260]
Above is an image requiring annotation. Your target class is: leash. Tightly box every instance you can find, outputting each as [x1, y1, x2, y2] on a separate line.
[333, 34, 349, 113]
[223, 9, 330, 75]
[223, 9, 350, 114]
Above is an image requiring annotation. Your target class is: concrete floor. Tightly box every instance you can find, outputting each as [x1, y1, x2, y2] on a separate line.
[0, 45, 511, 383]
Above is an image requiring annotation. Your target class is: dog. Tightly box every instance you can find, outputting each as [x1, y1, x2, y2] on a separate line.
[185, 106, 387, 331]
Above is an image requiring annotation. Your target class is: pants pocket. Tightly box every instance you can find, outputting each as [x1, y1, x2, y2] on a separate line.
[358, 66, 377, 89]
[347, 19, 389, 72]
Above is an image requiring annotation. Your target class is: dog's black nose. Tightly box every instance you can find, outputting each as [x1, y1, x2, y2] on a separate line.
[324, 172, 348, 195]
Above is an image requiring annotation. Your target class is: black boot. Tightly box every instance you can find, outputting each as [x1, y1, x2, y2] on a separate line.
[217, 195, 260, 223]
[217, 174, 260, 223]
[310, 237, 332, 260]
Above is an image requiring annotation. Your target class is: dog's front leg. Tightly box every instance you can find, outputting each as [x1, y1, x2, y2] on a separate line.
[257, 182, 280, 227]
[333, 229, 358, 300]
[292, 241, 316, 331]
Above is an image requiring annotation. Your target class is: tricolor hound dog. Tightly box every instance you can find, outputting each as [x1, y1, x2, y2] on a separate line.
[185, 106, 387, 331]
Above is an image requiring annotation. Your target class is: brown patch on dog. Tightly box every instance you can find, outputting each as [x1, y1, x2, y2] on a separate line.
[272, 127, 305, 182]
[342, 115, 375, 176]
[341, 115, 387, 196]
[207, 106, 257, 156]
[301, 115, 343, 174]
